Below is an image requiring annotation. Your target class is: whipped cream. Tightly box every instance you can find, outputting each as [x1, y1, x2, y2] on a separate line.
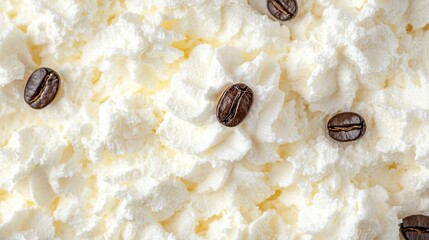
[1, 0, 429, 239]
[159, 44, 299, 166]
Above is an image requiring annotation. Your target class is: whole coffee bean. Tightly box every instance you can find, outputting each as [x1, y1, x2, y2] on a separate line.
[327, 112, 366, 142]
[216, 83, 253, 127]
[24, 67, 60, 109]
[400, 215, 429, 240]
[267, 0, 298, 21]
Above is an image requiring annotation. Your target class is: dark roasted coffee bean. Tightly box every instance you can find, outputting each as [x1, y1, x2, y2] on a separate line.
[400, 215, 429, 240]
[327, 112, 366, 142]
[267, 0, 298, 21]
[24, 67, 60, 109]
[216, 83, 253, 127]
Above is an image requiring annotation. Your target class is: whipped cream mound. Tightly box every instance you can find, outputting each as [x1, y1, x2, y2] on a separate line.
[1, 0, 429, 239]
[159, 44, 299, 166]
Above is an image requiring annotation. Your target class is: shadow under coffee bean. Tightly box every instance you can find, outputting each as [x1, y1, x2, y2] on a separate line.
[216, 83, 253, 127]
[400, 215, 429, 240]
[24, 67, 60, 109]
[267, 0, 298, 21]
[327, 112, 366, 142]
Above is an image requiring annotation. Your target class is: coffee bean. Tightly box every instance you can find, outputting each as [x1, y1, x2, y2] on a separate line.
[327, 112, 366, 142]
[216, 83, 253, 127]
[400, 215, 429, 240]
[24, 67, 60, 109]
[267, 0, 298, 21]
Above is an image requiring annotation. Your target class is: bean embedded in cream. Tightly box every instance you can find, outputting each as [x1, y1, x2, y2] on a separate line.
[0, 0, 428, 239]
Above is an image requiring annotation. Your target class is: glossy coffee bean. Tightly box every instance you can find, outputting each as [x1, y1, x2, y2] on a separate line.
[267, 0, 298, 21]
[327, 112, 366, 142]
[24, 67, 60, 109]
[400, 215, 429, 240]
[216, 83, 253, 127]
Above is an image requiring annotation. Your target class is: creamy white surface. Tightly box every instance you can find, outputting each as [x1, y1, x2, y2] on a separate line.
[1, 0, 429, 239]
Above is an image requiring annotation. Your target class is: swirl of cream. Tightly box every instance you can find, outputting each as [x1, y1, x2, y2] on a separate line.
[0, 15, 34, 87]
[159, 45, 300, 165]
